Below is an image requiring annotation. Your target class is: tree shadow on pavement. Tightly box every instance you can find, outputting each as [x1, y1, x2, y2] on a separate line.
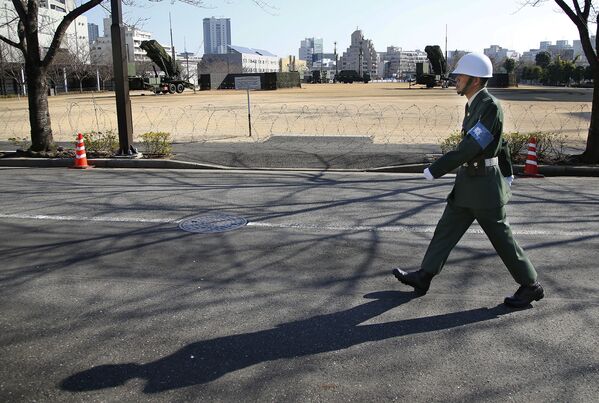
[60, 291, 515, 394]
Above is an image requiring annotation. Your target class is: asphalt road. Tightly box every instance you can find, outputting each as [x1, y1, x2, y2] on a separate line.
[1, 167, 598, 402]
[0, 138, 440, 169]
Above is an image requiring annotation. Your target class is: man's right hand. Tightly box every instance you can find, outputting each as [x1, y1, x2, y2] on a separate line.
[504, 175, 514, 187]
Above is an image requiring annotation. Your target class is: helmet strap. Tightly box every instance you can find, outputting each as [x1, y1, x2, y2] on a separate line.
[458, 76, 476, 97]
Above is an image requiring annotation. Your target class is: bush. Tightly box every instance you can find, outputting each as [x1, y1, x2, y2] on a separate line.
[439, 131, 462, 154]
[503, 132, 530, 159]
[81, 131, 119, 154]
[141, 132, 172, 157]
[504, 132, 568, 163]
[439, 131, 569, 163]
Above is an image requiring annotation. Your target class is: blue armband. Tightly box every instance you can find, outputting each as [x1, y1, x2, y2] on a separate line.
[467, 121, 494, 150]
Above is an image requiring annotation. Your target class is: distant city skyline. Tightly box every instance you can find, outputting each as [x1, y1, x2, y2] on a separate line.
[83, 0, 583, 57]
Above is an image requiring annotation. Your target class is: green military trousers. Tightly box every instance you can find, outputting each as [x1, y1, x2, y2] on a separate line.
[421, 200, 538, 285]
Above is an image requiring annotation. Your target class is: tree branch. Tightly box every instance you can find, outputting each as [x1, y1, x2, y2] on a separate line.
[553, 0, 598, 70]
[17, 19, 26, 55]
[596, 11, 599, 60]
[0, 33, 22, 50]
[573, 0, 584, 16]
[42, 0, 104, 68]
[0, 15, 19, 30]
[582, 0, 591, 17]
[10, 0, 27, 22]
[553, 0, 586, 26]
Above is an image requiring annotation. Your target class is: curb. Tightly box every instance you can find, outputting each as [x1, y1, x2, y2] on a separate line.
[515, 164, 599, 177]
[0, 157, 598, 176]
[0, 157, 227, 170]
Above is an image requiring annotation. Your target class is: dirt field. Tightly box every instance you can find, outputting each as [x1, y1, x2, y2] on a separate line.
[0, 82, 592, 145]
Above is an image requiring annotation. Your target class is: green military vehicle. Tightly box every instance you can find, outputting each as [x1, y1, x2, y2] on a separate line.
[334, 70, 370, 84]
[415, 45, 450, 88]
[128, 40, 195, 94]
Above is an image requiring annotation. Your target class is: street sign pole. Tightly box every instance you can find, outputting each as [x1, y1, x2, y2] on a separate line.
[247, 88, 252, 137]
[234, 76, 261, 137]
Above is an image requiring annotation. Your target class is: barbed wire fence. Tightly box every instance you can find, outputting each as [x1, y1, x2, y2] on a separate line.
[0, 98, 590, 150]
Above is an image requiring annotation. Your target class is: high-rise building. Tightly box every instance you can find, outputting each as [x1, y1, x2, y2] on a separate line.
[484, 45, 519, 62]
[88, 23, 99, 45]
[298, 37, 323, 70]
[338, 29, 378, 78]
[379, 46, 402, 79]
[203, 17, 231, 55]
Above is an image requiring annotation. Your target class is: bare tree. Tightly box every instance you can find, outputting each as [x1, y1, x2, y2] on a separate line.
[0, 42, 9, 95]
[0, 0, 272, 154]
[96, 63, 113, 90]
[68, 38, 93, 92]
[0, 0, 104, 153]
[47, 48, 72, 93]
[3, 57, 26, 97]
[526, 0, 599, 162]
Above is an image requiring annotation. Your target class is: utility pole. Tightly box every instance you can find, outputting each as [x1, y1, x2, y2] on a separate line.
[334, 41, 338, 78]
[320, 49, 323, 83]
[111, 0, 137, 156]
[445, 24, 448, 65]
[359, 40, 363, 77]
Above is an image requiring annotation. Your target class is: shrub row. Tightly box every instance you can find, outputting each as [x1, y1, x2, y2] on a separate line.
[9, 131, 173, 158]
[439, 131, 569, 163]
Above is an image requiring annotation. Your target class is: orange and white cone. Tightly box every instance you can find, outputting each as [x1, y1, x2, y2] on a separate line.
[520, 136, 543, 178]
[71, 133, 92, 169]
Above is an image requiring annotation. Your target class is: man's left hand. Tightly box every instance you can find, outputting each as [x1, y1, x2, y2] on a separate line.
[423, 168, 434, 180]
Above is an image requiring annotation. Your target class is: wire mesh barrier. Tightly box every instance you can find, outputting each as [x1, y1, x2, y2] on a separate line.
[0, 99, 590, 147]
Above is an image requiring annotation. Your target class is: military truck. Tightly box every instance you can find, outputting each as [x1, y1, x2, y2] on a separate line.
[334, 70, 370, 83]
[415, 45, 450, 88]
[129, 40, 195, 94]
[310, 70, 330, 83]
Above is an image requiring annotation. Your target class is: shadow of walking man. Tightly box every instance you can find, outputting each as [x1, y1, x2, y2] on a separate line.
[61, 291, 513, 393]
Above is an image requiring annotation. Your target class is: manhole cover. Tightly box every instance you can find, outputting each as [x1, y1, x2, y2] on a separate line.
[179, 212, 247, 234]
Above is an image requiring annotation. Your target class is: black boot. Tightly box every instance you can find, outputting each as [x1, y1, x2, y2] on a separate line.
[392, 268, 434, 295]
[504, 282, 544, 308]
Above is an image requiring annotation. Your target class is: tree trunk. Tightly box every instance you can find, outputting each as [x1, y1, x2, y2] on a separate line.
[582, 71, 599, 163]
[26, 62, 55, 153]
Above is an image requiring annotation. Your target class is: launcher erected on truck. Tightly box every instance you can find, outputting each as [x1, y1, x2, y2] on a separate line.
[129, 40, 195, 94]
[414, 45, 450, 88]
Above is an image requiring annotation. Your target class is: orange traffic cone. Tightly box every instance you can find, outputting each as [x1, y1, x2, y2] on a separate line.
[519, 136, 543, 178]
[71, 133, 92, 169]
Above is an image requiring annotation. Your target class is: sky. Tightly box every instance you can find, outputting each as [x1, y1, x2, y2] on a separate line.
[83, 0, 585, 57]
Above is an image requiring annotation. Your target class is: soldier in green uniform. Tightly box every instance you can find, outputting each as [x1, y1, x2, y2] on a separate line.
[392, 53, 544, 308]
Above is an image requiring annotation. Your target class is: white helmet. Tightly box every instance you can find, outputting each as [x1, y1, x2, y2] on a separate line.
[452, 53, 493, 78]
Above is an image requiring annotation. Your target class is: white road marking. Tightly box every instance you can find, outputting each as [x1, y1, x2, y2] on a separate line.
[0, 213, 176, 224]
[246, 222, 597, 237]
[0, 213, 597, 237]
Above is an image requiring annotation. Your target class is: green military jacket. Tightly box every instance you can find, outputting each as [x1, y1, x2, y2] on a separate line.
[428, 89, 513, 209]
